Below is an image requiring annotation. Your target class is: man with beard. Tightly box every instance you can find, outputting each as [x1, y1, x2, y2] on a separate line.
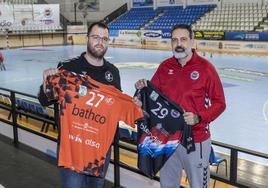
[38, 22, 120, 188]
[134, 24, 226, 187]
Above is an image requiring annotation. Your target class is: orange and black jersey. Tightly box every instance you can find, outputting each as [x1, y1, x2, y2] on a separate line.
[45, 70, 143, 177]
[38, 52, 121, 106]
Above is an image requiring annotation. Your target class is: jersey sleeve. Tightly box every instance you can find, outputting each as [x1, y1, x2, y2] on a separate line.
[120, 99, 143, 128]
[44, 73, 61, 101]
[38, 62, 64, 106]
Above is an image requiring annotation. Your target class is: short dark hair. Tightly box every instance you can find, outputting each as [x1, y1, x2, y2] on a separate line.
[171, 24, 194, 39]
[87, 21, 109, 36]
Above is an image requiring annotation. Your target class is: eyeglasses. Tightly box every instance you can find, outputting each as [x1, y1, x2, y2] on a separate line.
[89, 35, 110, 43]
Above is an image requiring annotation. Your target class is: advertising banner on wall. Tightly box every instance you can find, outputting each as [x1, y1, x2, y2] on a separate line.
[118, 30, 143, 39]
[194, 31, 225, 40]
[13, 5, 33, 26]
[0, 4, 60, 30]
[118, 30, 162, 38]
[161, 29, 173, 38]
[0, 5, 14, 29]
[33, 4, 60, 26]
[133, 0, 153, 7]
[196, 40, 268, 54]
[67, 25, 87, 34]
[142, 30, 162, 38]
[66, 25, 88, 45]
[0, 5, 14, 22]
[197, 40, 221, 50]
[110, 30, 163, 48]
[109, 30, 119, 37]
[225, 32, 268, 41]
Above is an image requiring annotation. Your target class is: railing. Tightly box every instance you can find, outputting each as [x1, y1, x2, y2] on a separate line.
[103, 3, 128, 24]
[0, 87, 268, 188]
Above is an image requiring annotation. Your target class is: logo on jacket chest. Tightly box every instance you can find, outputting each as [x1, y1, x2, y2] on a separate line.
[168, 69, 174, 75]
[190, 71, 200, 80]
[105, 71, 113, 82]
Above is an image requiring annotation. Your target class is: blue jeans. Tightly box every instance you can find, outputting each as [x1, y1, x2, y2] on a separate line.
[60, 148, 111, 188]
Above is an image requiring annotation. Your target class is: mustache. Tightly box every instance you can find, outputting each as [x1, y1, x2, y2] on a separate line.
[175, 46, 186, 53]
[95, 44, 104, 49]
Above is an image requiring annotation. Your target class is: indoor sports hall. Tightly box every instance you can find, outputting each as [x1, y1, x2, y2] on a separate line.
[0, 0, 268, 188]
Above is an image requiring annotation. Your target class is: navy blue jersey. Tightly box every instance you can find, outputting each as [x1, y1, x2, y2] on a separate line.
[135, 81, 195, 177]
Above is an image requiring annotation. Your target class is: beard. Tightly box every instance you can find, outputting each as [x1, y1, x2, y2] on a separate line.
[173, 46, 191, 60]
[87, 43, 107, 59]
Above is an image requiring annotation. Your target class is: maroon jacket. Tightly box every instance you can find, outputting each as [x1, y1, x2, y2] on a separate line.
[151, 50, 226, 143]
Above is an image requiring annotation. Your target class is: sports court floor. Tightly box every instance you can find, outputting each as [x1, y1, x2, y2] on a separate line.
[0, 45, 268, 165]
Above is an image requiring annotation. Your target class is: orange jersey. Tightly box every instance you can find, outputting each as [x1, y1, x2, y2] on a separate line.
[45, 70, 143, 177]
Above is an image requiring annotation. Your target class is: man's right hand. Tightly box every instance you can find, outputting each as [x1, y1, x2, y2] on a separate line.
[43, 68, 58, 93]
[135, 79, 147, 90]
[133, 79, 147, 107]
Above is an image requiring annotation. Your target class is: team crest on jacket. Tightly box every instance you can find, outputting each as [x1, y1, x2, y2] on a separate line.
[190, 71, 200, 80]
[168, 69, 174, 75]
[78, 85, 87, 96]
[105, 71, 113, 82]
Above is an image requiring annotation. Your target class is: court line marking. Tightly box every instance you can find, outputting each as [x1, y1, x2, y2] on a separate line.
[0, 77, 40, 84]
[114, 62, 159, 69]
[219, 74, 255, 82]
[104, 56, 114, 59]
[220, 68, 268, 77]
[263, 99, 268, 124]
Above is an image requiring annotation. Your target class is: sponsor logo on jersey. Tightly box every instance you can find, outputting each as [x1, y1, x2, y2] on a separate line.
[72, 122, 99, 134]
[69, 134, 100, 149]
[79, 85, 87, 96]
[72, 104, 106, 124]
[105, 96, 115, 105]
[155, 123, 169, 136]
[105, 71, 113, 82]
[139, 122, 162, 146]
[149, 91, 159, 101]
[171, 109, 181, 118]
[190, 71, 200, 80]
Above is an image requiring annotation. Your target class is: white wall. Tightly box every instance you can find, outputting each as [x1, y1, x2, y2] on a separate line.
[45, 0, 131, 23]
[187, 0, 218, 5]
[188, 0, 263, 4]
[44, 0, 266, 24]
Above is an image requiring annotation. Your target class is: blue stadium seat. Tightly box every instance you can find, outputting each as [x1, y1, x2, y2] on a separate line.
[210, 146, 228, 188]
[144, 5, 215, 32]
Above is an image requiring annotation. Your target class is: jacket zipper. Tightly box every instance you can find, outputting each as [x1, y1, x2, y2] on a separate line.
[200, 142, 203, 159]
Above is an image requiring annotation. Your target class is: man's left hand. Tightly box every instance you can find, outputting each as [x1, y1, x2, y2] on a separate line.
[183, 112, 200, 125]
